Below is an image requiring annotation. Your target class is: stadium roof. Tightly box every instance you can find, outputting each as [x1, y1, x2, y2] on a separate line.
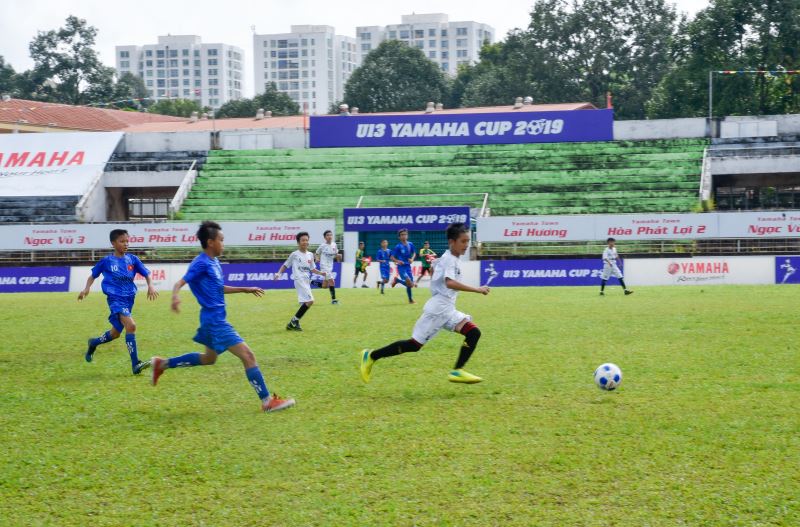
[0, 98, 185, 133]
[123, 102, 597, 133]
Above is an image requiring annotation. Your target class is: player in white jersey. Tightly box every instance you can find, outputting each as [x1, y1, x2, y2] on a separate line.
[276, 231, 327, 331]
[315, 229, 341, 304]
[359, 223, 490, 384]
[600, 237, 633, 296]
[780, 258, 796, 284]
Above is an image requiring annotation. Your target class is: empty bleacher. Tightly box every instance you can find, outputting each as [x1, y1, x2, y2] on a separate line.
[107, 151, 207, 173]
[178, 139, 709, 225]
[0, 195, 80, 223]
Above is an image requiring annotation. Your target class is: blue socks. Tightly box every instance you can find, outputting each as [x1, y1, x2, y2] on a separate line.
[167, 353, 203, 368]
[125, 334, 139, 367]
[406, 284, 413, 301]
[90, 330, 113, 348]
[245, 366, 270, 401]
[380, 281, 385, 293]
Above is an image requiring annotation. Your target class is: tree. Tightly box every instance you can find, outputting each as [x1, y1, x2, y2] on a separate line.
[0, 56, 16, 96]
[148, 98, 203, 117]
[113, 72, 149, 101]
[341, 40, 450, 113]
[215, 82, 299, 117]
[28, 15, 115, 105]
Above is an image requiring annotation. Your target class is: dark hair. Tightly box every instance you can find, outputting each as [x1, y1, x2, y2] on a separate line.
[446, 223, 470, 241]
[381, 239, 388, 243]
[109, 229, 128, 243]
[358, 240, 365, 245]
[323, 230, 332, 237]
[397, 228, 408, 236]
[423, 240, 430, 245]
[197, 221, 222, 249]
[607, 237, 616, 242]
[296, 231, 309, 243]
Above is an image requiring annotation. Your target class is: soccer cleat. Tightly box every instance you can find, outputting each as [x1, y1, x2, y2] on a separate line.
[151, 357, 166, 386]
[448, 369, 483, 384]
[408, 300, 417, 304]
[359, 349, 375, 383]
[624, 290, 634, 296]
[361, 284, 369, 288]
[391, 278, 397, 288]
[286, 320, 303, 331]
[262, 393, 296, 413]
[85, 338, 97, 363]
[132, 360, 151, 376]
[599, 292, 605, 296]
[331, 299, 339, 305]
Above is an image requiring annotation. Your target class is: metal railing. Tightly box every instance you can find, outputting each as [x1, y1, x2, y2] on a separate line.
[104, 159, 201, 172]
[168, 160, 198, 219]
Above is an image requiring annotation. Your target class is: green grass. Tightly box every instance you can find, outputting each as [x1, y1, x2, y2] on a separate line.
[1, 286, 798, 526]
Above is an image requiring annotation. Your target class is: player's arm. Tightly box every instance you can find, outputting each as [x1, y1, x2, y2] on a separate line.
[445, 277, 490, 295]
[310, 268, 326, 276]
[77, 274, 95, 300]
[224, 285, 264, 296]
[142, 272, 159, 300]
[171, 278, 187, 313]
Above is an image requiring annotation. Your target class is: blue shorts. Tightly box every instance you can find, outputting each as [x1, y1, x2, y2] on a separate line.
[397, 266, 413, 283]
[107, 295, 134, 332]
[193, 320, 244, 353]
[380, 266, 391, 281]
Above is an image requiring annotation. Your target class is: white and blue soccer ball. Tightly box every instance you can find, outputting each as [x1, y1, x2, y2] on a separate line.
[594, 363, 622, 391]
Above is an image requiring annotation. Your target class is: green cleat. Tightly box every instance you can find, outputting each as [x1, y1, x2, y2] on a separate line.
[360, 349, 375, 383]
[448, 369, 483, 384]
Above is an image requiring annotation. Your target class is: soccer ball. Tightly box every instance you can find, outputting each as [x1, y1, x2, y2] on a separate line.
[594, 363, 622, 391]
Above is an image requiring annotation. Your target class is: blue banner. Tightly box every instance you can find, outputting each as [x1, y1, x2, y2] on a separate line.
[344, 207, 470, 232]
[0, 266, 70, 293]
[310, 109, 613, 148]
[775, 256, 800, 284]
[480, 259, 623, 287]
[222, 262, 341, 289]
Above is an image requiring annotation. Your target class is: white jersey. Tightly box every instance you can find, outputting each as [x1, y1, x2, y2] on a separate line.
[283, 250, 315, 284]
[425, 250, 461, 314]
[315, 242, 338, 271]
[602, 247, 618, 266]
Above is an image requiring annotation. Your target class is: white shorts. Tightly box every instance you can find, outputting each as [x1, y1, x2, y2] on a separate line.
[411, 308, 471, 345]
[295, 280, 314, 304]
[601, 264, 623, 280]
[319, 265, 333, 281]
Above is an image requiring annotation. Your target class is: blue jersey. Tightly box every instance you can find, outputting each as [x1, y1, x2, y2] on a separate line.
[91, 253, 149, 298]
[392, 242, 416, 268]
[183, 252, 226, 324]
[376, 248, 392, 270]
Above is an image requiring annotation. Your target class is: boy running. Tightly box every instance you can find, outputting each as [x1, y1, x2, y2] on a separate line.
[79, 229, 158, 375]
[353, 241, 369, 288]
[415, 241, 437, 286]
[315, 229, 341, 304]
[375, 239, 392, 295]
[600, 237, 633, 296]
[360, 223, 489, 384]
[150, 221, 295, 413]
[390, 228, 416, 304]
[277, 231, 327, 331]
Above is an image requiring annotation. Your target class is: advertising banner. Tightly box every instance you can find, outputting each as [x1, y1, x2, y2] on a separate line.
[0, 132, 123, 196]
[222, 262, 341, 289]
[775, 256, 800, 284]
[625, 257, 774, 286]
[343, 207, 470, 232]
[477, 212, 800, 242]
[479, 259, 616, 287]
[310, 109, 614, 148]
[0, 220, 335, 251]
[0, 266, 70, 293]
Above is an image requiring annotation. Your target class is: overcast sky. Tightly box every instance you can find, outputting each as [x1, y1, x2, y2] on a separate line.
[1, 0, 708, 97]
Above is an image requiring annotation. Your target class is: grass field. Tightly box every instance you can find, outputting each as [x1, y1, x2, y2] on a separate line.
[1, 285, 798, 526]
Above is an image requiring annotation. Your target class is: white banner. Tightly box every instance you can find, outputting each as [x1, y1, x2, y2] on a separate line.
[0, 132, 123, 196]
[625, 257, 774, 286]
[0, 220, 335, 251]
[477, 211, 800, 242]
[70, 263, 189, 293]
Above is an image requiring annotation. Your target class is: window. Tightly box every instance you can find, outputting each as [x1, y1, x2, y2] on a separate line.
[157, 79, 165, 87]
[170, 79, 179, 87]
[156, 69, 165, 77]
[146, 70, 153, 77]
[156, 49, 165, 58]
[429, 51, 437, 59]
[456, 27, 468, 36]
[208, 58, 218, 66]
[457, 49, 468, 58]
[361, 43, 371, 51]
[360, 32, 371, 39]
[120, 50, 129, 58]
[120, 60, 129, 68]
[208, 69, 218, 76]
[182, 49, 189, 56]
[441, 62, 449, 71]
[157, 60, 165, 68]
[182, 59, 189, 66]
[194, 69, 201, 77]
[415, 41, 424, 49]
[145, 50, 153, 57]
[441, 29, 448, 37]
[194, 49, 200, 56]
[194, 60, 201, 67]
[145, 60, 153, 67]
[429, 28, 436, 37]
[278, 40, 288, 48]
[183, 69, 189, 76]
[194, 79, 201, 87]
[399, 30, 410, 39]
[301, 38, 307, 46]
[170, 69, 178, 77]
[415, 30, 424, 38]
[441, 51, 449, 59]
[208, 49, 218, 56]
[169, 49, 178, 57]
[209, 79, 219, 86]
[157, 89, 165, 96]
[441, 40, 449, 48]
[457, 39, 467, 47]
[429, 40, 436, 48]
[183, 89, 190, 96]
[169, 59, 178, 67]
[183, 79, 189, 86]
[389, 30, 397, 39]
[145, 80, 153, 87]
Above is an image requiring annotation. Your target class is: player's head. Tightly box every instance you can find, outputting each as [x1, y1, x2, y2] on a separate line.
[423, 241, 430, 248]
[607, 237, 616, 247]
[198, 221, 224, 256]
[358, 240, 365, 248]
[446, 223, 470, 257]
[380, 239, 388, 248]
[323, 229, 333, 243]
[397, 228, 408, 242]
[109, 229, 129, 254]
[296, 231, 310, 250]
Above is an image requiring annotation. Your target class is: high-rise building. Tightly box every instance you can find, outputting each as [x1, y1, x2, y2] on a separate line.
[115, 35, 244, 109]
[253, 26, 358, 115]
[356, 14, 494, 76]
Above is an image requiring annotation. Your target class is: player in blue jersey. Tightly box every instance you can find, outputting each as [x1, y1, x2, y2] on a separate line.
[150, 221, 295, 413]
[390, 228, 416, 304]
[79, 229, 158, 375]
[375, 239, 392, 295]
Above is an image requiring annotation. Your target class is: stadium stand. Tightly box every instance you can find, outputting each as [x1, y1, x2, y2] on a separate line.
[0, 195, 81, 223]
[106, 150, 208, 173]
[179, 139, 709, 226]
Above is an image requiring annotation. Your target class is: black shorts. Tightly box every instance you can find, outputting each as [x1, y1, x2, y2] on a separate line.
[420, 266, 432, 276]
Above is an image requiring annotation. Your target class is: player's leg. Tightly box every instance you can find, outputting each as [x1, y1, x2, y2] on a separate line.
[600, 266, 611, 295]
[402, 269, 415, 303]
[119, 314, 149, 375]
[151, 346, 217, 386]
[448, 317, 483, 384]
[325, 275, 338, 303]
[86, 307, 124, 362]
[360, 269, 369, 288]
[226, 342, 295, 412]
[615, 266, 632, 295]
[360, 338, 423, 383]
